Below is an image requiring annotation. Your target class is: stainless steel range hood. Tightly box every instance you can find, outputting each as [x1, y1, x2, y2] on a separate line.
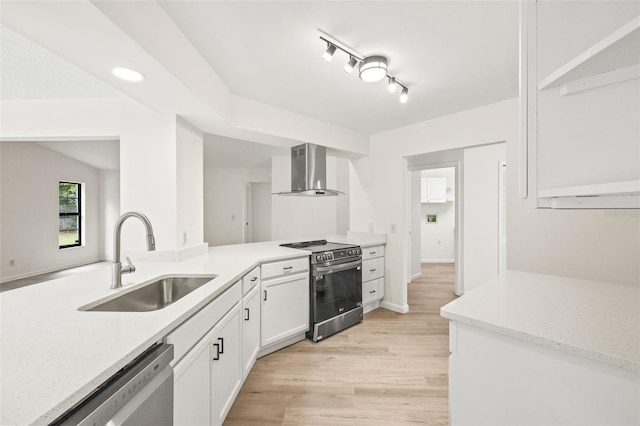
[276, 143, 343, 196]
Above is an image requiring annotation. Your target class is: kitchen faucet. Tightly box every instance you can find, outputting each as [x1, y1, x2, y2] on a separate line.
[112, 211, 156, 289]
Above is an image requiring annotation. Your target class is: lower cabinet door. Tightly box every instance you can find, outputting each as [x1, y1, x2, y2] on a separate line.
[173, 328, 214, 426]
[212, 304, 243, 426]
[261, 272, 309, 347]
[242, 285, 261, 379]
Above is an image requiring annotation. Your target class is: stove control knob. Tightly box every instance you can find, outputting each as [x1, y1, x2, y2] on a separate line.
[328, 253, 333, 260]
[321, 254, 327, 261]
[315, 254, 322, 262]
[348, 249, 353, 256]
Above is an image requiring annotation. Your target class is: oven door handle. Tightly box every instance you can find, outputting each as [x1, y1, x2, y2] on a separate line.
[314, 259, 362, 275]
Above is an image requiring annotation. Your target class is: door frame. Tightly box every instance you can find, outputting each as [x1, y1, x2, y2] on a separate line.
[407, 161, 462, 295]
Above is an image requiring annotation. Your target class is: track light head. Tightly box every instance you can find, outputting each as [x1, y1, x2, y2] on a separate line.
[388, 76, 397, 92]
[344, 56, 358, 74]
[322, 43, 337, 62]
[400, 86, 409, 103]
[359, 56, 388, 82]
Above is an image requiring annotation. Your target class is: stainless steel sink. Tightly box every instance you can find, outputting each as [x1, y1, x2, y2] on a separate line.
[80, 275, 217, 312]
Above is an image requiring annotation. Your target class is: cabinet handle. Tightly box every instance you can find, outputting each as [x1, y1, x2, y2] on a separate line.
[213, 343, 220, 361]
[218, 337, 224, 355]
[370, 290, 376, 294]
[250, 277, 258, 282]
[370, 251, 376, 255]
[245, 307, 250, 321]
[370, 268, 376, 272]
[283, 266, 293, 271]
[264, 290, 267, 301]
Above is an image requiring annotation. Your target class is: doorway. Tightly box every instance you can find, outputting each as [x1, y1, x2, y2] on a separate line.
[408, 161, 462, 295]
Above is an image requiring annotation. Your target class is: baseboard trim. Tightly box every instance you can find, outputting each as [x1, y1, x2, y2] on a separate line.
[410, 272, 423, 281]
[0, 259, 100, 283]
[381, 300, 409, 314]
[421, 259, 455, 264]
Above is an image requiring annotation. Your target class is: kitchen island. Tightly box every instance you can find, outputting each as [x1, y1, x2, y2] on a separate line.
[0, 234, 385, 425]
[441, 270, 640, 425]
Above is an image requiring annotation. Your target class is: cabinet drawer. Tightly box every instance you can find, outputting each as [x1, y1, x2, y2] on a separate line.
[261, 257, 308, 280]
[165, 281, 241, 364]
[362, 257, 384, 282]
[362, 245, 384, 261]
[363, 278, 384, 305]
[242, 266, 261, 296]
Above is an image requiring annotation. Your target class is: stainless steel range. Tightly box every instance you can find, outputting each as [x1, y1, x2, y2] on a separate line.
[280, 240, 363, 342]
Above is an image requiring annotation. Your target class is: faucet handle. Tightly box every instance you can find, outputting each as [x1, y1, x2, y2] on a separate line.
[122, 256, 136, 274]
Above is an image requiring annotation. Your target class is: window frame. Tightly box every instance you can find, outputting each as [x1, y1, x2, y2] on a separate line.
[59, 181, 82, 249]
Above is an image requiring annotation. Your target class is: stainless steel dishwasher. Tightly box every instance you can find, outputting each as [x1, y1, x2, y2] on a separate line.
[52, 343, 174, 426]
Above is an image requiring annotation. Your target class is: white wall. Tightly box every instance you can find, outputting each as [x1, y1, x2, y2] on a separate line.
[271, 155, 349, 241]
[350, 98, 639, 313]
[1, 141, 100, 281]
[420, 168, 456, 263]
[410, 171, 422, 280]
[204, 168, 270, 246]
[98, 169, 120, 261]
[463, 143, 506, 291]
[176, 117, 204, 248]
[252, 182, 272, 243]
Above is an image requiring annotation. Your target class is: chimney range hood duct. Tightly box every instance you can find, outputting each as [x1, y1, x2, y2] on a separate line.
[276, 143, 343, 196]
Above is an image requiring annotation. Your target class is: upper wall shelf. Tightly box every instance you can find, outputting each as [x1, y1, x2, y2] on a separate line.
[538, 15, 640, 92]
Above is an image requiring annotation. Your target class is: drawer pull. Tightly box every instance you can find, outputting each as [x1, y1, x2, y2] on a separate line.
[250, 277, 258, 282]
[370, 268, 376, 272]
[370, 290, 376, 294]
[370, 251, 376, 255]
[244, 308, 250, 321]
[283, 266, 293, 271]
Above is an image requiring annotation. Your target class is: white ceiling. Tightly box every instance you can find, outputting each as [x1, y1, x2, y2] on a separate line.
[1, 1, 520, 169]
[0, 25, 117, 100]
[158, 1, 520, 134]
[36, 140, 120, 170]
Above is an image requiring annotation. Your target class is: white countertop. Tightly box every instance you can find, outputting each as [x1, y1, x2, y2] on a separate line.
[0, 235, 386, 426]
[441, 270, 640, 373]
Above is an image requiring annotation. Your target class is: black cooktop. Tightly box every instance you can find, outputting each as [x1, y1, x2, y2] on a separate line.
[280, 239, 357, 253]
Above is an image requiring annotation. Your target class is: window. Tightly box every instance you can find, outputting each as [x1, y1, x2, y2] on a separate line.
[59, 182, 81, 248]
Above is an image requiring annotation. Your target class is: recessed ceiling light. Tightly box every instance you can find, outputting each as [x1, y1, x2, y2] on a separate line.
[112, 67, 145, 82]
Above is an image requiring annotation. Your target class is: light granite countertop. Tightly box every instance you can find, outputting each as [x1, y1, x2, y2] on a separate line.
[441, 270, 640, 373]
[0, 234, 386, 426]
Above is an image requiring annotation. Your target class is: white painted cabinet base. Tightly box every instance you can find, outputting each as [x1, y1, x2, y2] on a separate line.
[448, 321, 640, 425]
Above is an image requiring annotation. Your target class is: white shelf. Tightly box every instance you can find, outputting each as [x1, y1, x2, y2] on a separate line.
[538, 15, 640, 91]
[538, 180, 640, 208]
[538, 180, 640, 198]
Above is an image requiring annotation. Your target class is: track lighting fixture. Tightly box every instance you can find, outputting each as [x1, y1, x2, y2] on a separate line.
[322, 43, 337, 62]
[400, 85, 409, 103]
[388, 76, 397, 93]
[319, 35, 409, 103]
[344, 56, 358, 74]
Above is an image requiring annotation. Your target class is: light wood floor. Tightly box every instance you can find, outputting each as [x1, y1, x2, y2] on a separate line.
[225, 263, 457, 426]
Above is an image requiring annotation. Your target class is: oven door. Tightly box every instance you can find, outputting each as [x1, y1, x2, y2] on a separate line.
[312, 258, 362, 324]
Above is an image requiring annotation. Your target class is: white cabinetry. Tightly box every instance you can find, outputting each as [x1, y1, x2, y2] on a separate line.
[421, 177, 447, 203]
[521, 1, 640, 208]
[167, 282, 243, 426]
[260, 257, 309, 356]
[361, 245, 385, 313]
[242, 284, 260, 379]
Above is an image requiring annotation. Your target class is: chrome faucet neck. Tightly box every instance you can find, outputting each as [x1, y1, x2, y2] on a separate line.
[111, 212, 156, 289]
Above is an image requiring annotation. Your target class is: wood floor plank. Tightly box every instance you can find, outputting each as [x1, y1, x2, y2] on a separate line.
[225, 263, 457, 425]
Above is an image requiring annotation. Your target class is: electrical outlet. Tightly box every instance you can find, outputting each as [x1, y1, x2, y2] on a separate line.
[368, 223, 374, 232]
[390, 224, 397, 233]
